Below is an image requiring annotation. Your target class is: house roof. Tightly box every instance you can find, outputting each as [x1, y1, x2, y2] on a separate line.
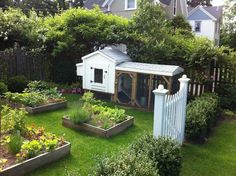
[82, 48, 131, 64]
[84, 0, 108, 11]
[116, 62, 184, 76]
[188, 6, 223, 20]
[159, 0, 172, 6]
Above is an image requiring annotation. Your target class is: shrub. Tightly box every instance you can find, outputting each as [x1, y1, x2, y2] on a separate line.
[0, 82, 7, 95]
[216, 84, 236, 110]
[8, 75, 28, 93]
[92, 150, 159, 176]
[130, 134, 182, 176]
[8, 134, 23, 154]
[185, 93, 220, 141]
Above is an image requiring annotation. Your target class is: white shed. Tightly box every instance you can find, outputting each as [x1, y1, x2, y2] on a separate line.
[76, 48, 184, 110]
[76, 48, 131, 94]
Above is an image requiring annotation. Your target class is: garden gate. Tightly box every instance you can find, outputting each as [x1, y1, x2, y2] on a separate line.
[153, 75, 190, 144]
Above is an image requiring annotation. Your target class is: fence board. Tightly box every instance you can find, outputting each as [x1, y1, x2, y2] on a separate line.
[0, 49, 49, 82]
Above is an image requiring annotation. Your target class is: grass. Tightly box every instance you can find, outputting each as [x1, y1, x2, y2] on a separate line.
[181, 120, 236, 176]
[27, 94, 154, 176]
[25, 95, 236, 176]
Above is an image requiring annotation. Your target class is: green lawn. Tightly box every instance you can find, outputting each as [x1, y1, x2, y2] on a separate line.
[26, 95, 236, 176]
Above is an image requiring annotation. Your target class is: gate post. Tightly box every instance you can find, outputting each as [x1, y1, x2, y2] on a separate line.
[153, 85, 168, 138]
[178, 75, 190, 143]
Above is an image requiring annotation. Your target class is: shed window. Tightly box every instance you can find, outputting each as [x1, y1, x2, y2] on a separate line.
[94, 68, 103, 84]
[126, 0, 136, 10]
[194, 21, 201, 32]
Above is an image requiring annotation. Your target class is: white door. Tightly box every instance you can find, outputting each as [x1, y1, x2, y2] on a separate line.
[89, 63, 109, 93]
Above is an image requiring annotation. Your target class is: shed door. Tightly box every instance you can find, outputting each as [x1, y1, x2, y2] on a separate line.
[90, 63, 109, 92]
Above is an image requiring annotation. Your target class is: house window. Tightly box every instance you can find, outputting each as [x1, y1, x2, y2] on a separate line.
[173, 0, 177, 16]
[194, 21, 201, 32]
[94, 68, 103, 84]
[126, 0, 136, 10]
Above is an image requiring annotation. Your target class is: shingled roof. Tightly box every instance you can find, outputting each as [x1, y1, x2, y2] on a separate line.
[84, 0, 108, 12]
[159, 0, 172, 6]
[188, 6, 223, 20]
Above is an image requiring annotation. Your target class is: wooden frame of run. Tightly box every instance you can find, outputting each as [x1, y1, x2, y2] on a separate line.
[111, 70, 174, 111]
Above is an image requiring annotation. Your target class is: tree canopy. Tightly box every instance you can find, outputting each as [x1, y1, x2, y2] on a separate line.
[220, 0, 236, 50]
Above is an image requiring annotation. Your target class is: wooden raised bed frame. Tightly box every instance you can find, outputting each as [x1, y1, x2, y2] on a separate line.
[25, 101, 67, 114]
[0, 142, 71, 176]
[62, 116, 134, 138]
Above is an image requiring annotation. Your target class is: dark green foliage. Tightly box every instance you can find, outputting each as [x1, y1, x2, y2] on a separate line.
[216, 84, 236, 110]
[92, 150, 159, 176]
[0, 82, 7, 95]
[8, 134, 23, 154]
[130, 134, 182, 176]
[170, 16, 192, 32]
[0, 8, 44, 50]
[8, 75, 28, 92]
[185, 93, 220, 141]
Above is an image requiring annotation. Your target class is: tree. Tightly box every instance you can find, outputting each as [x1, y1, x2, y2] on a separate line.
[44, 7, 129, 83]
[0, 8, 45, 50]
[187, 0, 212, 7]
[0, 0, 76, 14]
[127, 0, 172, 63]
[220, 0, 236, 50]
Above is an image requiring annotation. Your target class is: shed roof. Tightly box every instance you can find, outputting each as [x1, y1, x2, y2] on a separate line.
[116, 62, 184, 76]
[82, 48, 131, 64]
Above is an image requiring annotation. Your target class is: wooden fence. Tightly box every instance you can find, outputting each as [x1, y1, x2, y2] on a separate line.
[0, 48, 50, 82]
[185, 61, 236, 98]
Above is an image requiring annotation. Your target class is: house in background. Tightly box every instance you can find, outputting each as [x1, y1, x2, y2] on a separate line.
[84, 0, 188, 19]
[83, 0, 223, 46]
[187, 5, 223, 46]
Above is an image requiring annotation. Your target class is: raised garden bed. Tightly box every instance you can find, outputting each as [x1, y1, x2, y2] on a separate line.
[25, 101, 67, 114]
[0, 142, 71, 176]
[62, 116, 134, 138]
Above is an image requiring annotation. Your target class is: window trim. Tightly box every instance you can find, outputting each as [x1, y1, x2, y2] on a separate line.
[194, 21, 201, 33]
[125, 0, 137, 10]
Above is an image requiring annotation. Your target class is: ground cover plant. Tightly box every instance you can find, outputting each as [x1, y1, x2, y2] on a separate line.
[5, 81, 66, 107]
[69, 92, 132, 129]
[0, 106, 66, 171]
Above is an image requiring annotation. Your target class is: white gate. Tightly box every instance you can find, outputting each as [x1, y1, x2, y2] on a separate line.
[153, 75, 190, 144]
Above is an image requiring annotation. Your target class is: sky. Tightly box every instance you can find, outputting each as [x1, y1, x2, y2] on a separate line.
[212, 0, 225, 6]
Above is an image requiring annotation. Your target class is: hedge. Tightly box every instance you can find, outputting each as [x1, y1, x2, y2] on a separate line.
[92, 134, 182, 176]
[185, 93, 220, 141]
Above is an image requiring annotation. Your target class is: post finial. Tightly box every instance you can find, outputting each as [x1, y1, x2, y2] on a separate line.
[153, 84, 169, 95]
